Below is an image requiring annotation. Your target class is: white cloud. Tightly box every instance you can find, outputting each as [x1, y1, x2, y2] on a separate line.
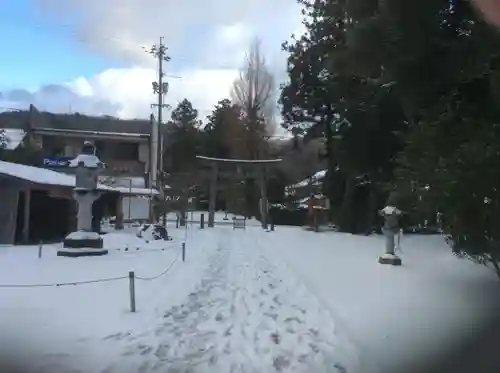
[36, 0, 302, 67]
[68, 66, 240, 120]
[3, 0, 305, 127]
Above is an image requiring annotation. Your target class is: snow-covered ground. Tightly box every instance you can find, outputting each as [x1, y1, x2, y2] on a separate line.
[261, 228, 500, 372]
[0, 212, 498, 373]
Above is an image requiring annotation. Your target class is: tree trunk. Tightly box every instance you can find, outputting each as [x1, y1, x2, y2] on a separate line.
[338, 175, 357, 232]
[324, 111, 335, 221]
[365, 183, 378, 235]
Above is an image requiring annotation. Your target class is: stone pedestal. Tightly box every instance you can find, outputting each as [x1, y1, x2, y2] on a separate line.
[378, 253, 402, 266]
[58, 191, 108, 257]
[378, 232, 402, 266]
[58, 231, 107, 257]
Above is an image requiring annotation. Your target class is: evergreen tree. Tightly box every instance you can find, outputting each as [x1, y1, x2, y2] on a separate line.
[164, 99, 202, 173]
[171, 98, 201, 128]
[280, 0, 407, 233]
[204, 99, 244, 159]
[345, 0, 500, 276]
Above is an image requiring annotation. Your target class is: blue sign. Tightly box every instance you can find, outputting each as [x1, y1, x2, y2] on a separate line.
[43, 156, 73, 168]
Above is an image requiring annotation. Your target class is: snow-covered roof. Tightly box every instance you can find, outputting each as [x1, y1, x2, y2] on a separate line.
[99, 176, 170, 190]
[286, 169, 327, 191]
[111, 186, 159, 195]
[0, 161, 159, 195]
[292, 194, 326, 205]
[196, 156, 282, 164]
[0, 160, 75, 187]
[99, 176, 149, 188]
[33, 127, 150, 138]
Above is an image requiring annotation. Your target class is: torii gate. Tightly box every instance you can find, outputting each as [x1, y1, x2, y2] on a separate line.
[196, 156, 282, 229]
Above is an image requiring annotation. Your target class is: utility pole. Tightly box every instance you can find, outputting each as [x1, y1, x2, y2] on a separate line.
[147, 37, 171, 179]
[146, 37, 171, 224]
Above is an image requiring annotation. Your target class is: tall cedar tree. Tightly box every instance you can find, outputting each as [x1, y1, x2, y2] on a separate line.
[204, 99, 245, 159]
[345, 0, 500, 277]
[164, 99, 202, 173]
[280, 0, 407, 233]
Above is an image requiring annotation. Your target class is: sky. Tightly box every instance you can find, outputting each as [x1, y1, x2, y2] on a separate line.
[0, 0, 305, 126]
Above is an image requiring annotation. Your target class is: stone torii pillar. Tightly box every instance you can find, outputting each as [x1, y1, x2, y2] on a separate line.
[258, 166, 269, 230]
[208, 163, 218, 228]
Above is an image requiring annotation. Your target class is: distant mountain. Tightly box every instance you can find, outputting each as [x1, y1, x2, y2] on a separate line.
[0, 106, 151, 135]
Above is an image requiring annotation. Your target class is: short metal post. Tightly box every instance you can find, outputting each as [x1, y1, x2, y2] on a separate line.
[182, 242, 186, 262]
[38, 241, 43, 258]
[396, 229, 403, 252]
[129, 271, 136, 312]
[200, 213, 204, 229]
[176, 217, 179, 228]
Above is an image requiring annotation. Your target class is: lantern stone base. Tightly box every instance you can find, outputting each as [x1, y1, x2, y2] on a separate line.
[378, 253, 402, 266]
[58, 231, 108, 257]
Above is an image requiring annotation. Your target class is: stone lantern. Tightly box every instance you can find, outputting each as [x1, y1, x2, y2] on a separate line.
[57, 141, 108, 257]
[378, 205, 403, 266]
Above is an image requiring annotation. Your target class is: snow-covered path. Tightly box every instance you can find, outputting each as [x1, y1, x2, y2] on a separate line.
[98, 229, 359, 373]
[3, 216, 499, 373]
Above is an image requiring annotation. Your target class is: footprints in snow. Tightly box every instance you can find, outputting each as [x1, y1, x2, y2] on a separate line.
[123, 344, 153, 357]
[98, 246, 348, 373]
[103, 331, 132, 341]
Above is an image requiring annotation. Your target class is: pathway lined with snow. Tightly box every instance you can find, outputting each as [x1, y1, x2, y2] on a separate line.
[4, 219, 499, 373]
[94, 229, 357, 373]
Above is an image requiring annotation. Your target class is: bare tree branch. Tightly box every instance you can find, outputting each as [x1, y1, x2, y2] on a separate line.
[231, 38, 276, 159]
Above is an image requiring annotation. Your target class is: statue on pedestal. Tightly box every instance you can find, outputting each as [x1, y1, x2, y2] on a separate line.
[57, 141, 108, 257]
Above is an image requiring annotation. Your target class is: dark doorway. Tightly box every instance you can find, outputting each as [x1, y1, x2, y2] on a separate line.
[15, 190, 72, 244]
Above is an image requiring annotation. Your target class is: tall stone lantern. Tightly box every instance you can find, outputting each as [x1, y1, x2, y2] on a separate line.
[57, 141, 108, 257]
[378, 205, 403, 266]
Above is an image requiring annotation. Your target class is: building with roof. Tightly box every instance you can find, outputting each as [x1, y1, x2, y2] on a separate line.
[0, 160, 158, 245]
[0, 105, 161, 222]
[285, 169, 327, 202]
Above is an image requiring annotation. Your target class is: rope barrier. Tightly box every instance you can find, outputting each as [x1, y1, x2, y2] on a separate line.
[0, 246, 183, 288]
[0, 275, 128, 288]
[135, 248, 182, 281]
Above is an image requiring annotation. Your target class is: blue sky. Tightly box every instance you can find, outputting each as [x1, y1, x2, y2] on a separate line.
[0, 0, 119, 91]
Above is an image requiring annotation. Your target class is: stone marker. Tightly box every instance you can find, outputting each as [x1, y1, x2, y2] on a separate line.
[57, 141, 108, 257]
[378, 205, 403, 266]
